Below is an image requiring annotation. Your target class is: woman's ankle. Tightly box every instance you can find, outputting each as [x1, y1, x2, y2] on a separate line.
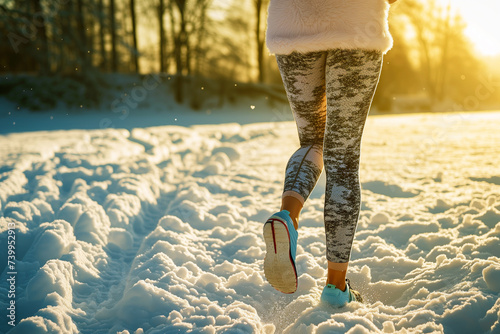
[281, 195, 303, 230]
[326, 261, 349, 291]
[326, 272, 347, 291]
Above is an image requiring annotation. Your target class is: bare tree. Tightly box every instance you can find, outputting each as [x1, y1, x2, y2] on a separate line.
[32, 0, 49, 73]
[254, 0, 268, 82]
[109, 0, 117, 71]
[391, 0, 481, 106]
[158, 0, 166, 72]
[97, 0, 107, 70]
[435, 3, 451, 102]
[130, 0, 139, 72]
[191, 0, 211, 76]
[172, 0, 187, 102]
[168, 0, 213, 103]
[76, 0, 90, 70]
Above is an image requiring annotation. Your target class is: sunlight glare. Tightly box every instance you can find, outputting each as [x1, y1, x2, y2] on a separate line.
[435, 0, 500, 56]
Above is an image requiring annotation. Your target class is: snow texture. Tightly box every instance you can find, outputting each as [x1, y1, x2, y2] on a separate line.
[1, 111, 500, 333]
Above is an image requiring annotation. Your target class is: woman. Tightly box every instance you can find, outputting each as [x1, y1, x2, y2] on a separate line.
[263, 0, 396, 306]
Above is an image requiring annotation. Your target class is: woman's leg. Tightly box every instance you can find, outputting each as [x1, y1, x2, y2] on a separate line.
[323, 49, 383, 290]
[275, 51, 327, 229]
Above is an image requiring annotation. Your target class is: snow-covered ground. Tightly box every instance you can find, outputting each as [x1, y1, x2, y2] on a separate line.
[1, 110, 500, 333]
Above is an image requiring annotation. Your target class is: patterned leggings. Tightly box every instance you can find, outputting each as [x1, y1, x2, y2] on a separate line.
[276, 49, 383, 263]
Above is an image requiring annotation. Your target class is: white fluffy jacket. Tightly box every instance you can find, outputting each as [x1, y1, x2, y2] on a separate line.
[266, 0, 393, 55]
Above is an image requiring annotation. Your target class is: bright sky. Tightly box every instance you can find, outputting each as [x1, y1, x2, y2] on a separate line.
[435, 0, 500, 56]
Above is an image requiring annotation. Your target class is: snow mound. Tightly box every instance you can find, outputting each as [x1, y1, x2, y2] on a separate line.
[1, 112, 500, 333]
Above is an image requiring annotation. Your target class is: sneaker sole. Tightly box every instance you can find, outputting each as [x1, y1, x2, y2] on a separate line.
[263, 219, 297, 294]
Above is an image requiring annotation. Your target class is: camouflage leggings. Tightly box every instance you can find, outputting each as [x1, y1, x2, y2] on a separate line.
[276, 49, 383, 263]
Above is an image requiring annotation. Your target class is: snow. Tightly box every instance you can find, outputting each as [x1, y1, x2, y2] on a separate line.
[0, 88, 295, 134]
[1, 108, 500, 333]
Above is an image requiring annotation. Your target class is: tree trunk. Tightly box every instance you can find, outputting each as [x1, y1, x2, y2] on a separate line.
[158, 0, 166, 72]
[185, 33, 191, 75]
[32, 0, 49, 73]
[58, 1, 74, 73]
[410, 15, 435, 102]
[181, 12, 190, 75]
[109, 0, 118, 71]
[255, 0, 265, 82]
[436, 3, 451, 102]
[98, 0, 107, 70]
[76, 0, 88, 70]
[87, 4, 96, 68]
[173, 0, 187, 103]
[176, 0, 187, 76]
[194, 0, 208, 76]
[175, 37, 184, 103]
[130, 0, 139, 72]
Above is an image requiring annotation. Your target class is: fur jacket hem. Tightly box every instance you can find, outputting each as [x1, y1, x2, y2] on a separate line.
[266, 0, 393, 55]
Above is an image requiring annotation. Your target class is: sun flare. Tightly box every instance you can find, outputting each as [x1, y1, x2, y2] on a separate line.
[435, 0, 500, 56]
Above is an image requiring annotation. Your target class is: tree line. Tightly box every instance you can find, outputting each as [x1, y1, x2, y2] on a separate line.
[0, 0, 498, 111]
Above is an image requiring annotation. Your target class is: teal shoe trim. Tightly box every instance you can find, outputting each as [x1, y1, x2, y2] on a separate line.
[320, 280, 363, 307]
[270, 210, 298, 261]
[263, 210, 299, 294]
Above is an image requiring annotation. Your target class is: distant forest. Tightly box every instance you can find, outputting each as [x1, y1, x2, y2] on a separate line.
[0, 0, 499, 112]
